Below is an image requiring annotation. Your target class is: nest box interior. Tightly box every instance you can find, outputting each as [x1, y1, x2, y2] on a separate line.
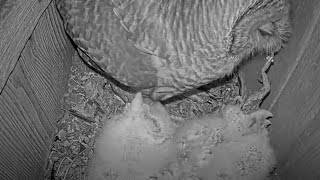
[0, 0, 319, 179]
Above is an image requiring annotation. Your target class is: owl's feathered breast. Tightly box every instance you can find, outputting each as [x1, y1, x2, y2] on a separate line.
[56, 0, 291, 99]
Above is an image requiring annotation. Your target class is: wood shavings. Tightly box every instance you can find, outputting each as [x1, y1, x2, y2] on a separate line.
[44, 51, 242, 180]
[164, 75, 241, 120]
[43, 52, 124, 180]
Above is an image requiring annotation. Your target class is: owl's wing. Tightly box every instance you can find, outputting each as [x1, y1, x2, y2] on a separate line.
[112, 0, 170, 59]
[56, 0, 160, 89]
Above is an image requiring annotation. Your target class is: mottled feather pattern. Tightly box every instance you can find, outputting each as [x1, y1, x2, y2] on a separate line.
[56, 0, 291, 100]
[114, 0, 244, 91]
[56, 0, 158, 89]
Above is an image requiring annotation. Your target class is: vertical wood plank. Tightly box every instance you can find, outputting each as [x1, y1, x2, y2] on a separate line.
[19, 1, 74, 135]
[265, 0, 320, 177]
[239, 1, 320, 178]
[270, 34, 320, 178]
[0, 0, 51, 92]
[0, 1, 74, 180]
[279, 110, 320, 180]
[265, 0, 320, 110]
[0, 63, 50, 180]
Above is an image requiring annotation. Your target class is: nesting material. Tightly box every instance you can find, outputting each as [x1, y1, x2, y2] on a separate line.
[87, 93, 275, 180]
[44, 51, 258, 180]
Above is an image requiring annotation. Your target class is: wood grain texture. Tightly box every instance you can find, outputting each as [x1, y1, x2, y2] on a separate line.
[270, 19, 320, 179]
[279, 110, 320, 180]
[19, 0, 74, 135]
[0, 1, 74, 180]
[0, 62, 50, 180]
[0, 0, 51, 93]
[239, 1, 320, 178]
[264, 0, 320, 178]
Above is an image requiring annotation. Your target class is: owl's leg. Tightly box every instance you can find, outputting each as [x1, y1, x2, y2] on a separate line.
[241, 54, 274, 113]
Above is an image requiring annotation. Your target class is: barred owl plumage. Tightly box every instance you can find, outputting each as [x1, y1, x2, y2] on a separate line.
[56, 0, 291, 101]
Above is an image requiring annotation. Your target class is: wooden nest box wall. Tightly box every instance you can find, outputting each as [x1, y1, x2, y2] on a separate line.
[0, 1, 74, 179]
[0, 0, 319, 180]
